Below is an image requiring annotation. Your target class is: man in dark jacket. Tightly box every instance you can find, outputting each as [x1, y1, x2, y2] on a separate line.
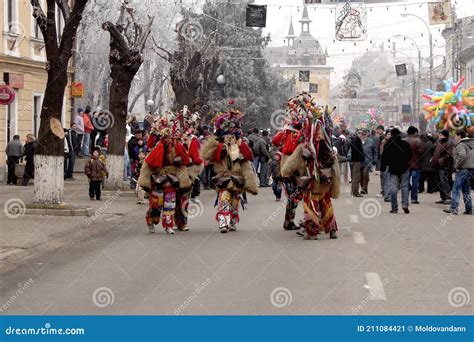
[404, 126, 424, 204]
[257, 130, 272, 187]
[381, 128, 413, 214]
[127, 130, 143, 189]
[431, 130, 453, 204]
[349, 130, 365, 197]
[20, 134, 36, 186]
[64, 123, 79, 180]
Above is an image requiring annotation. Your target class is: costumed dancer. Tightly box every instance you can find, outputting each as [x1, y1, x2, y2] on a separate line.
[174, 106, 204, 231]
[137, 111, 193, 234]
[272, 118, 304, 231]
[201, 102, 259, 233]
[279, 93, 340, 240]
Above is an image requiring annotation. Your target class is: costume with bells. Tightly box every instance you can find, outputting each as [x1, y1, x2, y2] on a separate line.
[137, 109, 202, 234]
[201, 104, 258, 233]
[278, 93, 340, 240]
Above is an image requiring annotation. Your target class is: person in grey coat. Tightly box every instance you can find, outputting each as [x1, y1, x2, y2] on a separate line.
[5, 135, 23, 185]
[443, 130, 474, 215]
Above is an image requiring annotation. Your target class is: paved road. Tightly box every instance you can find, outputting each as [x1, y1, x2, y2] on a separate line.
[0, 179, 472, 315]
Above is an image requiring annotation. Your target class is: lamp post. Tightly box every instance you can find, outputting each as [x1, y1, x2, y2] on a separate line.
[401, 13, 433, 90]
[395, 50, 417, 126]
[394, 34, 422, 116]
[216, 74, 226, 98]
[146, 99, 154, 112]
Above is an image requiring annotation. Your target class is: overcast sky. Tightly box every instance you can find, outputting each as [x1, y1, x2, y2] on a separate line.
[256, 0, 474, 86]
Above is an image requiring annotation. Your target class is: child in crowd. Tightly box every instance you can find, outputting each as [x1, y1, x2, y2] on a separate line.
[268, 150, 282, 201]
[85, 148, 108, 200]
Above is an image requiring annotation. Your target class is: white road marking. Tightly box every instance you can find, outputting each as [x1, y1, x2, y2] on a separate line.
[349, 215, 359, 223]
[364, 273, 387, 300]
[345, 199, 353, 205]
[353, 231, 366, 244]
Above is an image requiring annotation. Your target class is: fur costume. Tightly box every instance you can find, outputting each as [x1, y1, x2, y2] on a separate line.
[277, 93, 340, 239]
[203, 103, 258, 232]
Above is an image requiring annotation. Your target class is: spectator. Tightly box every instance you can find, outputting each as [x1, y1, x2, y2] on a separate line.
[85, 148, 108, 201]
[443, 130, 473, 215]
[74, 108, 85, 157]
[431, 130, 454, 204]
[404, 126, 424, 204]
[268, 149, 282, 201]
[247, 128, 261, 171]
[374, 125, 385, 197]
[348, 130, 365, 197]
[5, 135, 23, 185]
[89, 110, 98, 152]
[257, 130, 271, 187]
[360, 129, 377, 194]
[333, 129, 350, 183]
[64, 124, 78, 181]
[127, 130, 143, 189]
[82, 106, 94, 157]
[379, 130, 392, 202]
[381, 128, 413, 214]
[419, 134, 437, 194]
[20, 134, 36, 186]
[127, 115, 140, 135]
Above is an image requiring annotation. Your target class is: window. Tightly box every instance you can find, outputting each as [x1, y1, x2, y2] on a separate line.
[33, 95, 43, 136]
[5, 0, 18, 32]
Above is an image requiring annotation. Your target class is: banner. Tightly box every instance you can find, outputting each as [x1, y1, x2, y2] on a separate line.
[395, 64, 408, 76]
[246, 5, 267, 28]
[299, 70, 310, 82]
[428, 2, 452, 25]
[335, 2, 367, 41]
[71, 82, 84, 97]
[401, 104, 412, 123]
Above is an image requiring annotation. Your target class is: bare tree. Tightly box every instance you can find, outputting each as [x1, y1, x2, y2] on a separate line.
[30, 0, 89, 204]
[153, 14, 219, 113]
[102, 1, 154, 189]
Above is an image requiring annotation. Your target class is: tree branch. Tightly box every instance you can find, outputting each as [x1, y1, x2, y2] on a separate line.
[102, 22, 129, 55]
[30, 0, 47, 33]
[58, 0, 88, 63]
[55, 0, 70, 22]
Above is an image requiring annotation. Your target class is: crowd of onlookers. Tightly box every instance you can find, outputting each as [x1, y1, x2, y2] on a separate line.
[333, 125, 474, 215]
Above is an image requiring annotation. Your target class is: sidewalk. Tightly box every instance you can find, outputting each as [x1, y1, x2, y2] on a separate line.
[0, 174, 142, 274]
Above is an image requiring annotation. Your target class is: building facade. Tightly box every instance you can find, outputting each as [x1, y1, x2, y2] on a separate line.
[0, 0, 73, 168]
[266, 6, 333, 103]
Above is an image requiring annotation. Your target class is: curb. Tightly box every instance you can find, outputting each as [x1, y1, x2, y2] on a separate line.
[21, 207, 94, 217]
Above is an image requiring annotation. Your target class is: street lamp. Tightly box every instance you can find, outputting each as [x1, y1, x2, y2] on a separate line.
[216, 74, 226, 98]
[395, 50, 417, 125]
[394, 34, 422, 116]
[146, 99, 154, 112]
[400, 13, 433, 90]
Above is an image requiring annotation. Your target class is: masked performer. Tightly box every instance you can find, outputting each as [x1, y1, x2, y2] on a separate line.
[280, 93, 340, 240]
[174, 106, 204, 231]
[201, 104, 258, 233]
[137, 111, 193, 235]
[272, 119, 304, 231]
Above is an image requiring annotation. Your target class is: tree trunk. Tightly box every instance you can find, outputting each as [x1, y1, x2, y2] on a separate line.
[104, 66, 136, 190]
[34, 64, 68, 204]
